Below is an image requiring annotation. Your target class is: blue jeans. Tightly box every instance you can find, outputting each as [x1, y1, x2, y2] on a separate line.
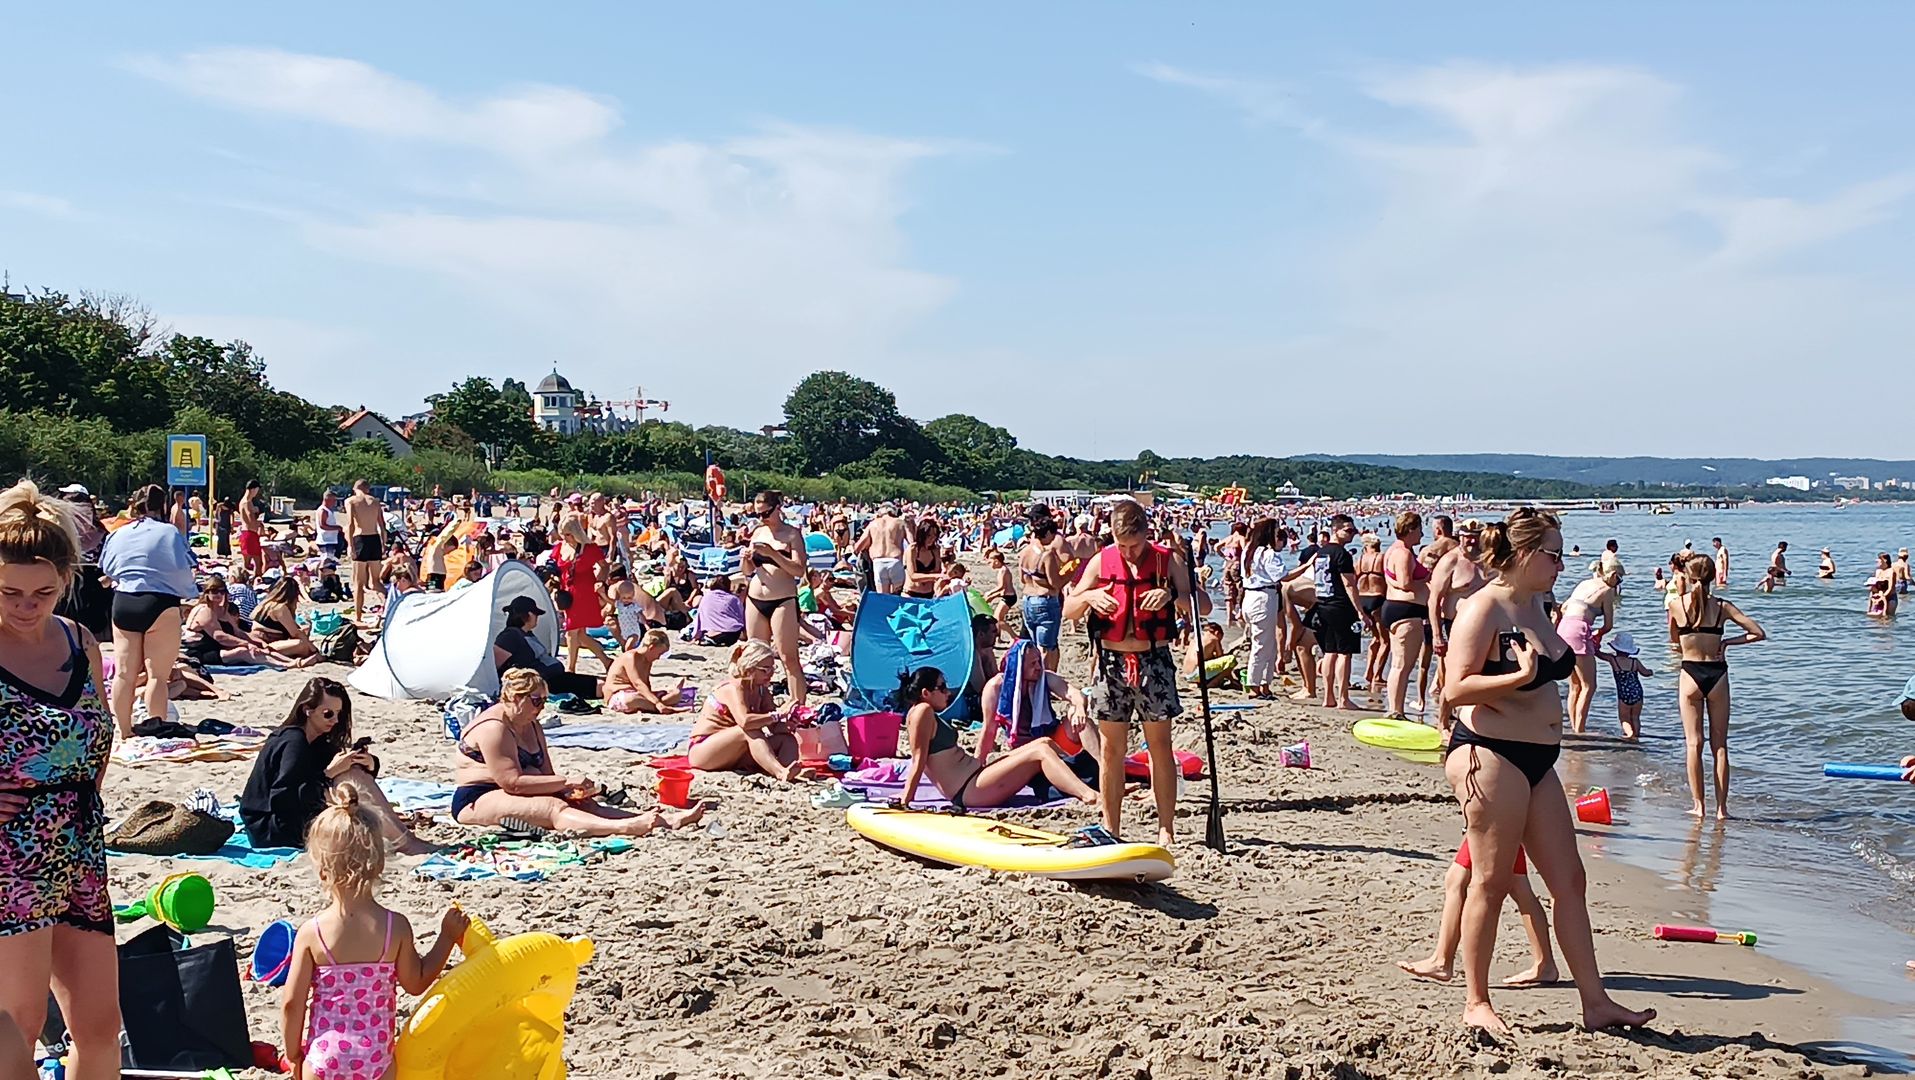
[1021, 595, 1062, 650]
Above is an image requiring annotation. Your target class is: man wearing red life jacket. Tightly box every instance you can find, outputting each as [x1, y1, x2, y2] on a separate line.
[1064, 499, 1209, 847]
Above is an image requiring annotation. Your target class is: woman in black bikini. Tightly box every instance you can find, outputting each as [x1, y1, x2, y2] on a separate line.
[1380, 511, 1431, 721]
[903, 518, 943, 599]
[250, 577, 321, 664]
[180, 578, 312, 670]
[1442, 508, 1653, 1038]
[743, 490, 810, 710]
[895, 667, 1096, 811]
[1673, 554, 1764, 821]
[450, 668, 704, 836]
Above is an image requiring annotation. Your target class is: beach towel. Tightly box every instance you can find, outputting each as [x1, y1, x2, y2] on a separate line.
[109, 806, 300, 869]
[377, 777, 456, 815]
[837, 776, 1077, 812]
[543, 723, 694, 754]
[201, 664, 269, 676]
[414, 836, 637, 883]
[112, 734, 268, 767]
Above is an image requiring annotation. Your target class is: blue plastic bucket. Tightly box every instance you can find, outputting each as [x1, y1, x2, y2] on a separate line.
[251, 919, 297, 986]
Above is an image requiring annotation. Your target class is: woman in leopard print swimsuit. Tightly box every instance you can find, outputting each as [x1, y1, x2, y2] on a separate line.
[0, 479, 120, 1079]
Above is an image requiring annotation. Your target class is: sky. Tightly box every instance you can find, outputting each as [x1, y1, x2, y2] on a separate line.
[4, 4, 1914, 461]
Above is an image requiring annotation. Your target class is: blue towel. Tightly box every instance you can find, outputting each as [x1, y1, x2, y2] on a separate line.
[543, 723, 694, 754]
[203, 664, 269, 676]
[108, 807, 300, 869]
[378, 776, 455, 814]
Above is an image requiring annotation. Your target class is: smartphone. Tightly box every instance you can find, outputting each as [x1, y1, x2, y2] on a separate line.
[351, 737, 374, 751]
[1497, 631, 1527, 659]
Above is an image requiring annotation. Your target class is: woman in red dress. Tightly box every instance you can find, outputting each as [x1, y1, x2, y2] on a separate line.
[556, 515, 613, 676]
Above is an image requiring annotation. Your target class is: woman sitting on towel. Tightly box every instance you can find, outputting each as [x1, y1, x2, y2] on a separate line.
[975, 639, 1102, 801]
[249, 576, 322, 664]
[492, 595, 601, 700]
[180, 576, 314, 671]
[239, 676, 435, 853]
[897, 665, 1097, 812]
[687, 641, 802, 780]
[451, 668, 705, 837]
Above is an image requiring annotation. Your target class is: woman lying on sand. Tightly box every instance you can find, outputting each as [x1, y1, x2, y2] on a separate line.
[687, 641, 801, 780]
[451, 669, 703, 837]
[1442, 508, 1653, 1037]
[896, 666, 1096, 811]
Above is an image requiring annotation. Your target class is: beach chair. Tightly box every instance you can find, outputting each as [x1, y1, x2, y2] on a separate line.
[681, 544, 742, 581]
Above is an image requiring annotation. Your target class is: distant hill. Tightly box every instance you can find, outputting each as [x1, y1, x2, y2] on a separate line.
[1298, 454, 1915, 489]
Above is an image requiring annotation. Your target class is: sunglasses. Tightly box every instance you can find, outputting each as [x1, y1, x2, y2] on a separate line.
[1539, 548, 1565, 566]
[315, 708, 337, 720]
[929, 684, 952, 695]
[528, 694, 548, 706]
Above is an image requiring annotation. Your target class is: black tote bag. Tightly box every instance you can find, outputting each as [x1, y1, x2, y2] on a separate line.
[116, 925, 253, 1070]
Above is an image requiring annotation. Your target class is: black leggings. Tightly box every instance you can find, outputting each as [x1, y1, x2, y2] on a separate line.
[539, 667, 600, 700]
[111, 591, 182, 633]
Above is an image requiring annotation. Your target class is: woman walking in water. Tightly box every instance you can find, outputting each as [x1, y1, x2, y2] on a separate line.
[1558, 561, 1622, 735]
[1673, 555, 1764, 821]
[1442, 508, 1653, 1037]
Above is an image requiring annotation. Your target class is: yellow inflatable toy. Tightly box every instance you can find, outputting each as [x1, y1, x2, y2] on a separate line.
[394, 913, 595, 1080]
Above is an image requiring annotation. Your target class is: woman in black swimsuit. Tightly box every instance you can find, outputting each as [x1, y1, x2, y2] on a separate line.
[743, 490, 809, 710]
[450, 668, 704, 836]
[903, 518, 943, 599]
[1673, 554, 1764, 821]
[1441, 508, 1653, 1038]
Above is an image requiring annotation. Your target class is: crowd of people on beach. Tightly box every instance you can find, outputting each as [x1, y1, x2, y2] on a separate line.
[18, 467, 1915, 1069]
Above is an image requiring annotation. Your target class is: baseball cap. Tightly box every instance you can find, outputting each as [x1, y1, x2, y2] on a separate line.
[57, 483, 89, 497]
[503, 595, 546, 618]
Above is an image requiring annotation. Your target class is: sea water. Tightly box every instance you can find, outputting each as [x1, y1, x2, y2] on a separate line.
[1207, 505, 1915, 1059]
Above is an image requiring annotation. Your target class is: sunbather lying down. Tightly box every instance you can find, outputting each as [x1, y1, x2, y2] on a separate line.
[451, 668, 705, 837]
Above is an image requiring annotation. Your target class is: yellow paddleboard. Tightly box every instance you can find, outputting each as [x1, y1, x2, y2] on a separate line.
[1351, 717, 1442, 752]
[846, 806, 1175, 882]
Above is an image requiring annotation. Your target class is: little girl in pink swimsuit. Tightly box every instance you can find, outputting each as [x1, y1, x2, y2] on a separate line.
[281, 787, 468, 1080]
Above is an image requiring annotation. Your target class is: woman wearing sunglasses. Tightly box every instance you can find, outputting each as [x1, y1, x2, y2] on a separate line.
[1440, 508, 1653, 1038]
[895, 667, 1097, 812]
[240, 677, 436, 853]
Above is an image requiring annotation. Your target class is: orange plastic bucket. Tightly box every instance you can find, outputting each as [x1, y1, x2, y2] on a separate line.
[656, 768, 694, 809]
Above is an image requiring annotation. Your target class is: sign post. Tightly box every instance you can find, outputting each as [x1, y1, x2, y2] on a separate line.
[166, 435, 209, 489]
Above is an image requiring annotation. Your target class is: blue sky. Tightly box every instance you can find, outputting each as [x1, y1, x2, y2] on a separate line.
[5, 4, 1914, 460]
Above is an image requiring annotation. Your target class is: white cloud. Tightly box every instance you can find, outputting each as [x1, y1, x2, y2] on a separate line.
[0, 190, 80, 218]
[134, 49, 965, 422]
[163, 314, 371, 406]
[1133, 62, 1323, 135]
[1144, 60, 1915, 457]
[129, 47, 618, 157]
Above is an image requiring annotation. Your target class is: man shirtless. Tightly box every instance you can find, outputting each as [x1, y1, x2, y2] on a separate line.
[1427, 520, 1488, 738]
[1063, 515, 1101, 579]
[237, 479, 267, 577]
[1713, 537, 1730, 587]
[344, 480, 387, 623]
[1896, 549, 1912, 595]
[852, 503, 908, 594]
[1770, 541, 1790, 585]
[604, 629, 686, 715]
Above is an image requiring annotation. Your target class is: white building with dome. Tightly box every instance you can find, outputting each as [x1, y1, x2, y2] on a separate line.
[532, 369, 633, 435]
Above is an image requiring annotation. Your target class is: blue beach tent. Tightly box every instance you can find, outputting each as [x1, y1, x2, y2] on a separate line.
[845, 592, 975, 722]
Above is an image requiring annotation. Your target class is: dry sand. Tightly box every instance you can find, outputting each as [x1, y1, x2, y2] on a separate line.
[102, 617, 1889, 1080]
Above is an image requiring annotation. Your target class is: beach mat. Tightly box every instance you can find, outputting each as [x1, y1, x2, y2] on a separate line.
[415, 836, 638, 882]
[108, 807, 299, 869]
[202, 664, 269, 676]
[543, 723, 693, 755]
[839, 778, 1077, 812]
[112, 735, 267, 767]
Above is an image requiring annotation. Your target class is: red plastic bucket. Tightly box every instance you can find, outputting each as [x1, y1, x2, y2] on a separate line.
[1575, 787, 1612, 825]
[656, 768, 694, 809]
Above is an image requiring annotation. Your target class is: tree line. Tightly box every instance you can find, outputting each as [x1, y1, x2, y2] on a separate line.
[5, 285, 1651, 505]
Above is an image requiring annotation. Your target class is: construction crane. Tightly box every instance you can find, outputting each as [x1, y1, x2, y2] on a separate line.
[599, 386, 672, 425]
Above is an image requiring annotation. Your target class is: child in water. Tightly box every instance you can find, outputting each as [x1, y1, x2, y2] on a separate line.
[1594, 631, 1654, 740]
[282, 787, 468, 1080]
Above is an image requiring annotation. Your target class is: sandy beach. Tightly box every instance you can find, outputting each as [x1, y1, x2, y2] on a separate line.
[97, 610, 1894, 1080]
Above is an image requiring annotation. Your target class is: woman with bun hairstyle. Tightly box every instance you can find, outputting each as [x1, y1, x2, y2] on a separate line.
[0, 479, 120, 1079]
[687, 640, 803, 780]
[1441, 507, 1653, 1037]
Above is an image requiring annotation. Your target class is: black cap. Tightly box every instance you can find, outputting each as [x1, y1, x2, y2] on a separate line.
[503, 596, 546, 617]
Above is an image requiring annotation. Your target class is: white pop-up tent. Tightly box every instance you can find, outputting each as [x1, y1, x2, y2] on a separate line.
[349, 561, 558, 701]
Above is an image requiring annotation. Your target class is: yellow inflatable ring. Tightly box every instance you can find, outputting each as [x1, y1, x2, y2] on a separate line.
[1351, 717, 1442, 753]
[395, 914, 595, 1080]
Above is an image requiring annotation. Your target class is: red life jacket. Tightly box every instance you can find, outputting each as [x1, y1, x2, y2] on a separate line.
[1088, 543, 1176, 644]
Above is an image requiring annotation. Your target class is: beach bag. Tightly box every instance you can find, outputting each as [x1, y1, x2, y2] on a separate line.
[314, 623, 360, 663]
[309, 610, 346, 636]
[116, 925, 253, 1069]
[442, 688, 493, 741]
[108, 800, 234, 856]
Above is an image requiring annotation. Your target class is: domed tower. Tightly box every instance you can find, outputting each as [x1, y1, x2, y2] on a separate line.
[533, 369, 579, 434]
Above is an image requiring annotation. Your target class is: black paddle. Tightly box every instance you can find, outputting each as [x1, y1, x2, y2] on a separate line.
[1182, 526, 1227, 853]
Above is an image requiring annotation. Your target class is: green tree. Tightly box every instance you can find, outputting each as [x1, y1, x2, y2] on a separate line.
[782, 371, 927, 477]
[157, 335, 338, 459]
[428, 377, 540, 460]
[925, 413, 1018, 490]
[411, 420, 480, 458]
[0, 291, 172, 429]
